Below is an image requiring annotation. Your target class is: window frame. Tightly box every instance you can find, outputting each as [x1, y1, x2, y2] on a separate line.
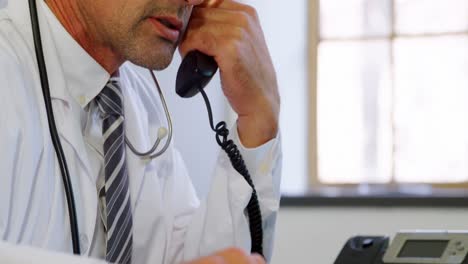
[307, 0, 468, 189]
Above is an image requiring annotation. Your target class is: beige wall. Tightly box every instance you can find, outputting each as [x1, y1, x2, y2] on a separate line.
[271, 207, 468, 263]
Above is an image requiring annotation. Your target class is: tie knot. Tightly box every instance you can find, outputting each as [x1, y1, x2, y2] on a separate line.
[96, 78, 124, 117]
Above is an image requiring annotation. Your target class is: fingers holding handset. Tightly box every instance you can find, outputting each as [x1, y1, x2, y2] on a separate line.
[180, 0, 280, 148]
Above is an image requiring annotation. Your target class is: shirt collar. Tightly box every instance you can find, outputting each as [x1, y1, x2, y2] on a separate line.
[41, 1, 110, 108]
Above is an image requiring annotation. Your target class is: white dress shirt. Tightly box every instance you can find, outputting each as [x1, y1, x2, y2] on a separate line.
[0, 0, 282, 263]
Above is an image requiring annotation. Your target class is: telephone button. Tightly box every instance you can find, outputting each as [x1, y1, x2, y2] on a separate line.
[362, 238, 374, 248]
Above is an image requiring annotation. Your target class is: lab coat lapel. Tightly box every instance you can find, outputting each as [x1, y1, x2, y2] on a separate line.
[10, 0, 151, 207]
[7, 0, 98, 248]
[8, 0, 94, 180]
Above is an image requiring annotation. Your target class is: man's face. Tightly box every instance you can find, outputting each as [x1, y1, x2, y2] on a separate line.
[80, 0, 193, 70]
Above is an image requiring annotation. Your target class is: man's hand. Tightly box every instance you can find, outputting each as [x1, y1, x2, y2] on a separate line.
[180, 0, 280, 148]
[185, 248, 265, 264]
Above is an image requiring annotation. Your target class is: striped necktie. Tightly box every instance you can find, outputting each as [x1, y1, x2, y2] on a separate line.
[96, 77, 133, 264]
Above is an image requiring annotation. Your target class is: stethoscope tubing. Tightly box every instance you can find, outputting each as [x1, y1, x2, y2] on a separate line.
[124, 70, 173, 160]
[28, 0, 82, 255]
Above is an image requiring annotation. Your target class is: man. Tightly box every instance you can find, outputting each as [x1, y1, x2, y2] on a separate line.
[0, 0, 281, 263]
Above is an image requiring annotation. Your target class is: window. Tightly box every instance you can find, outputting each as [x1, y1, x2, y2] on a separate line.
[315, 0, 468, 185]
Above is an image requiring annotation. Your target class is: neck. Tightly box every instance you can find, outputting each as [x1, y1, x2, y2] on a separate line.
[44, 0, 123, 73]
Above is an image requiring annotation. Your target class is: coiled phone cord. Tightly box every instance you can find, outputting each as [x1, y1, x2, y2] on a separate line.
[198, 88, 264, 257]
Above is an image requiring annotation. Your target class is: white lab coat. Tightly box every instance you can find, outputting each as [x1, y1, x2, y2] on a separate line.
[0, 0, 282, 263]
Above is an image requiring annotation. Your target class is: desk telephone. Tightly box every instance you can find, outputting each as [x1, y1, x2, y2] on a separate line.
[335, 231, 468, 264]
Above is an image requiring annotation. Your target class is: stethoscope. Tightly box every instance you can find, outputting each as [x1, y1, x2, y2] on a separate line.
[124, 72, 174, 160]
[28, 0, 173, 255]
[28, 0, 264, 257]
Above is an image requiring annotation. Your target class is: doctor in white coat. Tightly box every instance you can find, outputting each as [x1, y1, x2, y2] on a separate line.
[0, 0, 282, 263]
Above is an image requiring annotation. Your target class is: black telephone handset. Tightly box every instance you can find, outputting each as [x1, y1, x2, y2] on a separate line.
[176, 51, 218, 98]
[175, 51, 264, 258]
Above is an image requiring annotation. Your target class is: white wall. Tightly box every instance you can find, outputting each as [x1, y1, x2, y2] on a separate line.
[241, 0, 310, 194]
[271, 207, 468, 263]
[152, 55, 227, 198]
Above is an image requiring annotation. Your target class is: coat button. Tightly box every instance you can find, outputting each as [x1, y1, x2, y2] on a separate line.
[78, 95, 87, 105]
[79, 233, 89, 254]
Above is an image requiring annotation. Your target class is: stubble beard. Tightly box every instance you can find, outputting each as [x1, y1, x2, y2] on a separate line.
[123, 36, 178, 70]
[105, 6, 189, 70]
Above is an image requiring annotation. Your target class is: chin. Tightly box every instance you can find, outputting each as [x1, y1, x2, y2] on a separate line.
[126, 41, 176, 70]
[129, 52, 174, 70]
